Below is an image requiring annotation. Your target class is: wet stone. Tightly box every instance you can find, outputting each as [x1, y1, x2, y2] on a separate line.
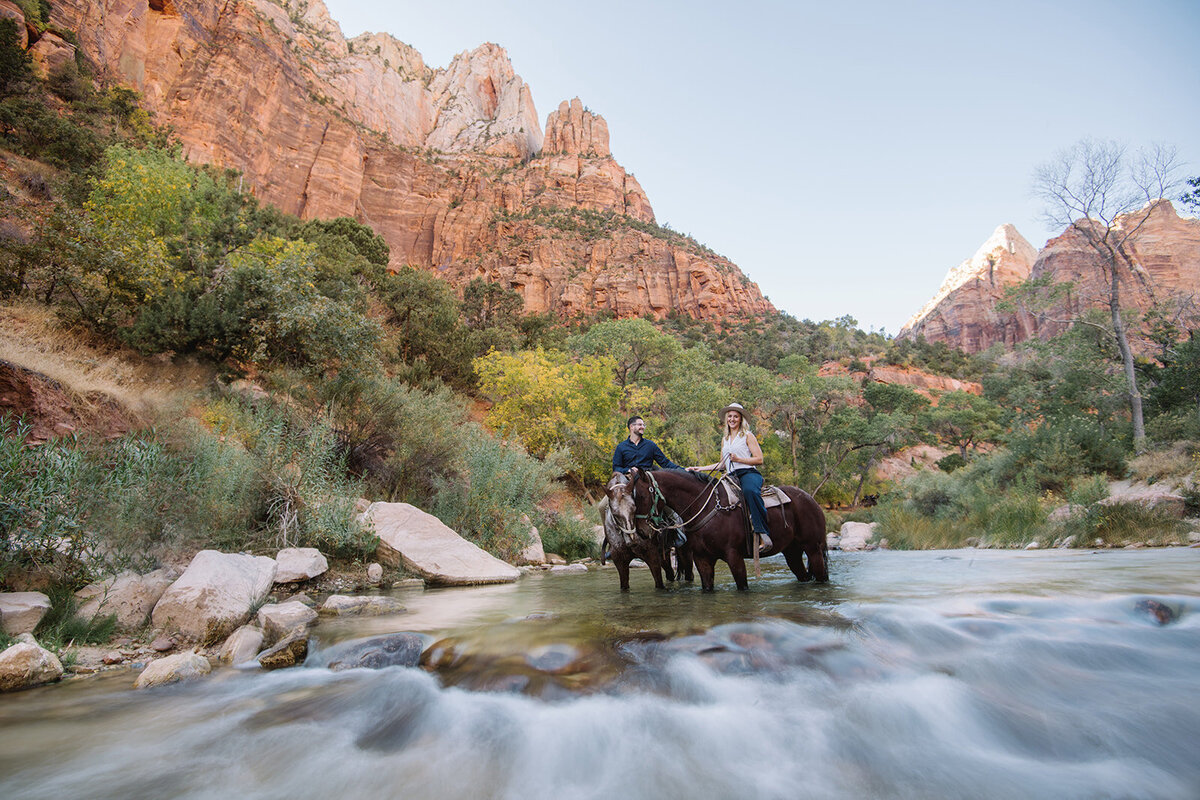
[317, 632, 426, 672]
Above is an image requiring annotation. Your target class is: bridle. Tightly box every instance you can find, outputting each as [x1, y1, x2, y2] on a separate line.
[631, 469, 736, 534]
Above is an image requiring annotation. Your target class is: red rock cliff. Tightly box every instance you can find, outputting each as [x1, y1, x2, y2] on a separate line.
[46, 0, 775, 321]
[900, 202, 1200, 352]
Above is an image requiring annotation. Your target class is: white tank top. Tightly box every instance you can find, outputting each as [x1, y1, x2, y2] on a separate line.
[721, 433, 754, 472]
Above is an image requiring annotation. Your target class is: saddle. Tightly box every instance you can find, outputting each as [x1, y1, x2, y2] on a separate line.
[717, 475, 791, 509]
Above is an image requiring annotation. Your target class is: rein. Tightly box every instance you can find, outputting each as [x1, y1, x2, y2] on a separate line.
[635, 470, 733, 533]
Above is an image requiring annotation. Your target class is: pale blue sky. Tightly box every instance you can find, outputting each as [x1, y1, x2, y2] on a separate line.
[322, 0, 1199, 334]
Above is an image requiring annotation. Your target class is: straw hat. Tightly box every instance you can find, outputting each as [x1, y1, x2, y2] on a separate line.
[718, 402, 750, 422]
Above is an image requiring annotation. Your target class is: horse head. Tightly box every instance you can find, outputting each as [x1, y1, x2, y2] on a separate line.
[605, 470, 639, 539]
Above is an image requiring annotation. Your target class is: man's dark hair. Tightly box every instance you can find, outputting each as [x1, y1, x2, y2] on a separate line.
[627, 415, 643, 428]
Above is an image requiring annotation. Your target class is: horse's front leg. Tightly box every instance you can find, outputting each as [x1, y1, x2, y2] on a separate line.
[613, 552, 633, 591]
[661, 539, 677, 582]
[726, 549, 750, 591]
[643, 544, 667, 590]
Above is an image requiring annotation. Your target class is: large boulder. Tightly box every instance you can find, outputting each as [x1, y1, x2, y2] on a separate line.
[74, 568, 178, 631]
[311, 632, 426, 671]
[256, 601, 318, 645]
[517, 515, 545, 565]
[133, 651, 212, 689]
[150, 551, 277, 643]
[0, 591, 51, 635]
[218, 625, 265, 666]
[367, 502, 521, 586]
[0, 634, 63, 691]
[273, 547, 329, 583]
[837, 521, 877, 551]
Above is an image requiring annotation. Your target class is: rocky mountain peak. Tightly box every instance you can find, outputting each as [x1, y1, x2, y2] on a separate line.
[543, 98, 610, 157]
[900, 224, 1036, 338]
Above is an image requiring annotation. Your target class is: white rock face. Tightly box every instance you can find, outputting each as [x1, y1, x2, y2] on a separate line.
[837, 521, 877, 551]
[256, 601, 318, 645]
[0, 592, 52, 635]
[0, 635, 63, 692]
[151, 551, 277, 642]
[367, 502, 521, 586]
[75, 568, 178, 631]
[273, 548, 329, 583]
[133, 652, 212, 689]
[218, 625, 265, 666]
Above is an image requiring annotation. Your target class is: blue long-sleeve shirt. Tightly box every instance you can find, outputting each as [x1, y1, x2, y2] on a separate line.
[612, 437, 680, 473]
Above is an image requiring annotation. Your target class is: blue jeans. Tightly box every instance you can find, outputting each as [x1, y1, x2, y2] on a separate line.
[735, 469, 770, 535]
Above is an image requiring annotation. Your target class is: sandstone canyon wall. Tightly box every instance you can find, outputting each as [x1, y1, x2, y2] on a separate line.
[43, 0, 774, 321]
[900, 202, 1199, 353]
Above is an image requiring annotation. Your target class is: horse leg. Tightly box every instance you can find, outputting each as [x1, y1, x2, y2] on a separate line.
[782, 540, 812, 582]
[661, 539, 677, 582]
[641, 543, 666, 590]
[726, 549, 749, 591]
[806, 537, 829, 583]
[678, 541, 694, 582]
[695, 556, 717, 592]
[614, 552, 633, 591]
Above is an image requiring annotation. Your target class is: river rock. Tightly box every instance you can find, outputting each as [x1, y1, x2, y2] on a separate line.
[366, 563, 383, 583]
[837, 522, 877, 551]
[273, 548, 329, 583]
[518, 515, 546, 565]
[133, 652, 212, 689]
[0, 634, 63, 691]
[550, 564, 588, 575]
[256, 601, 318, 645]
[74, 568, 178, 631]
[257, 630, 308, 670]
[0, 592, 52, 635]
[150, 551, 277, 643]
[545, 553, 567, 566]
[314, 632, 426, 671]
[366, 502, 521, 586]
[319, 595, 406, 617]
[282, 592, 317, 608]
[219, 625, 265, 665]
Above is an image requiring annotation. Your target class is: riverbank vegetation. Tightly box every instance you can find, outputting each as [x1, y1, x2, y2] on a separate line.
[1, 19, 1198, 605]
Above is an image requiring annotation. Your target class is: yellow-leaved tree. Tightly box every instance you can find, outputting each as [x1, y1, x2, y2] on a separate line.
[474, 347, 622, 483]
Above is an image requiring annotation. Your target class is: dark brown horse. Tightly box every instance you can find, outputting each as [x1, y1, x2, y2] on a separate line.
[603, 471, 693, 591]
[615, 467, 828, 591]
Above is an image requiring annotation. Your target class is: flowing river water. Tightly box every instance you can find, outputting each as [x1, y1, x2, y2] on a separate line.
[2, 548, 1199, 799]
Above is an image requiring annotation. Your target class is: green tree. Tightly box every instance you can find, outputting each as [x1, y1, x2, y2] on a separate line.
[474, 347, 621, 483]
[569, 318, 682, 412]
[926, 390, 1005, 459]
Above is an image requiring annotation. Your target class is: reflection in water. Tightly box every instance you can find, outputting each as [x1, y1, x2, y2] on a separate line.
[1, 550, 1198, 799]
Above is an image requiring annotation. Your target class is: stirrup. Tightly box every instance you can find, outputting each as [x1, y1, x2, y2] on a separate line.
[757, 533, 772, 551]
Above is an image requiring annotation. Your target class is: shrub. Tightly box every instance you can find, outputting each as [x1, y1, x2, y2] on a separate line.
[430, 431, 563, 562]
[537, 510, 597, 561]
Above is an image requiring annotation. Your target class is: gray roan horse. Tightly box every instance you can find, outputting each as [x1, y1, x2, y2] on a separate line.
[603, 471, 694, 591]
[610, 467, 829, 591]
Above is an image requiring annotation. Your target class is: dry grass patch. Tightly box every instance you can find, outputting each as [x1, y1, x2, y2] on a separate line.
[0, 302, 209, 424]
